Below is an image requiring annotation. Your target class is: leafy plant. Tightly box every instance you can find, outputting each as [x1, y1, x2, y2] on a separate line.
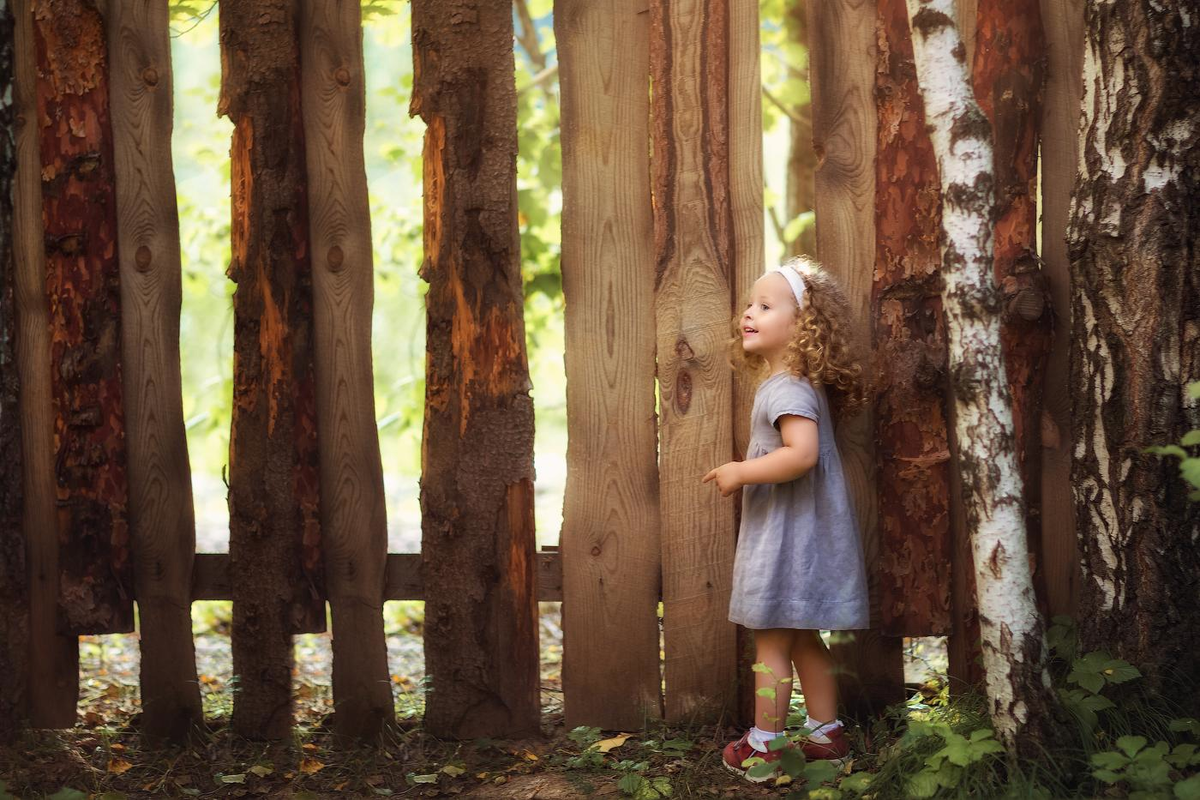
[1144, 381, 1200, 501]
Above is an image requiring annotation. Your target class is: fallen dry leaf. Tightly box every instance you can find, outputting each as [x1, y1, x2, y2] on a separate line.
[107, 757, 133, 775]
[593, 733, 634, 753]
[299, 758, 325, 775]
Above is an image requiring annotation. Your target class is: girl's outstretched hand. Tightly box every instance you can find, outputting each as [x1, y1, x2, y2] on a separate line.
[702, 462, 744, 497]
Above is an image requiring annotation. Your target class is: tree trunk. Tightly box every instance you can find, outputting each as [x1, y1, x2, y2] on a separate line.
[904, 0, 1066, 757]
[219, 0, 327, 740]
[1067, 0, 1200, 699]
[874, 0, 954, 638]
[0, 0, 27, 744]
[784, 0, 816, 257]
[410, 0, 540, 740]
[33, 0, 133, 635]
[971, 0, 1052, 618]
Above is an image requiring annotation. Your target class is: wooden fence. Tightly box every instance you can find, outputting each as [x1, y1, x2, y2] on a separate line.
[0, 0, 1086, 743]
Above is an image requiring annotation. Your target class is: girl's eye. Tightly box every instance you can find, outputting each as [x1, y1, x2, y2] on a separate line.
[760, 304, 770, 310]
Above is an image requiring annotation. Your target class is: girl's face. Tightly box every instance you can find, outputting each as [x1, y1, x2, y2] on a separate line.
[741, 273, 798, 360]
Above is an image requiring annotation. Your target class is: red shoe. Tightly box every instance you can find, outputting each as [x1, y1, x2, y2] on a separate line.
[797, 724, 851, 770]
[721, 729, 789, 782]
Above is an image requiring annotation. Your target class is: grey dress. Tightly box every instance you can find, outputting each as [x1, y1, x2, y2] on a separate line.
[727, 371, 870, 630]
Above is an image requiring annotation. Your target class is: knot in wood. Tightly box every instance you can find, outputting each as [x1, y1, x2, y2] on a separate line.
[134, 244, 152, 273]
[327, 245, 345, 272]
[334, 67, 351, 87]
[141, 67, 159, 87]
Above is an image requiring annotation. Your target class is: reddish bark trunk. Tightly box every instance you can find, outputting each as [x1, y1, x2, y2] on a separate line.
[873, 0, 954, 637]
[219, 0, 326, 740]
[972, 0, 1052, 617]
[32, 0, 132, 635]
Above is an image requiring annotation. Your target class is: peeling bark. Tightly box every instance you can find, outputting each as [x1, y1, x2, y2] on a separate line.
[1066, 0, 1200, 698]
[33, 0, 132, 635]
[0, 0, 27, 743]
[219, 0, 326, 740]
[904, 0, 1067, 757]
[874, 0, 953, 637]
[971, 0, 1052, 616]
[410, 0, 540, 739]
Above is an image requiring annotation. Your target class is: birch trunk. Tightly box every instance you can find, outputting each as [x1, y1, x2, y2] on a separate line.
[903, 0, 1064, 756]
[1067, 0, 1200, 692]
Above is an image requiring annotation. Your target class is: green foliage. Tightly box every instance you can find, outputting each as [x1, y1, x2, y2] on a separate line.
[1144, 381, 1200, 501]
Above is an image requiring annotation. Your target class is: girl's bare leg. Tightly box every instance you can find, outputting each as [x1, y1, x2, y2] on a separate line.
[790, 629, 838, 723]
[752, 628, 796, 733]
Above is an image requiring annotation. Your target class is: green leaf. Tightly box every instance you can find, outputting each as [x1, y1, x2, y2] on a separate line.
[779, 746, 806, 777]
[1146, 445, 1188, 458]
[756, 687, 777, 700]
[48, 791, 89, 800]
[905, 771, 941, 799]
[1187, 381, 1200, 401]
[767, 734, 792, 751]
[1180, 458, 1200, 489]
[1103, 658, 1142, 684]
[1175, 774, 1200, 800]
[746, 760, 779, 780]
[1170, 718, 1200, 736]
[1181, 430, 1200, 446]
[1117, 736, 1148, 758]
[618, 772, 643, 795]
[1091, 750, 1130, 770]
[804, 759, 838, 784]
[839, 772, 873, 794]
[1092, 769, 1122, 784]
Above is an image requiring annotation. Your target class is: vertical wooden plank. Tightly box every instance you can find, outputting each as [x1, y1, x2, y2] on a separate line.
[12, 0, 77, 727]
[957, 0, 978, 66]
[33, 0, 134, 635]
[103, 0, 203, 742]
[1036, 0, 1083, 620]
[297, 0, 393, 740]
[410, 0, 540, 740]
[650, 0, 738, 725]
[874, 0, 953, 638]
[219, 0, 327, 740]
[807, 0, 905, 715]
[728, 0, 764, 728]
[556, 0, 663, 731]
[0, 0, 29, 744]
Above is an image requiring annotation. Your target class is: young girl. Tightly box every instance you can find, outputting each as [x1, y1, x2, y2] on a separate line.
[702, 256, 871, 781]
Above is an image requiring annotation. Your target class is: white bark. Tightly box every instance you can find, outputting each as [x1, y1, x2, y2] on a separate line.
[903, 0, 1059, 754]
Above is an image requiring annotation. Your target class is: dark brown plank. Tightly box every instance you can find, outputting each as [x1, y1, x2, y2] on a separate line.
[1036, 0, 1083, 620]
[12, 0, 77, 728]
[103, 0, 203, 742]
[0, 0, 29, 744]
[297, 0, 393, 742]
[556, 0, 663, 731]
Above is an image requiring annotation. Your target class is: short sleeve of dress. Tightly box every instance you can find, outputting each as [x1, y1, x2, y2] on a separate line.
[768, 376, 821, 429]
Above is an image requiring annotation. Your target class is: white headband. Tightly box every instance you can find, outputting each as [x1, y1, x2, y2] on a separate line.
[768, 263, 807, 310]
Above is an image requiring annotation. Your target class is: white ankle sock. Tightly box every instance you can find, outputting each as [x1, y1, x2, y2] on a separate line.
[748, 725, 784, 752]
[804, 715, 843, 743]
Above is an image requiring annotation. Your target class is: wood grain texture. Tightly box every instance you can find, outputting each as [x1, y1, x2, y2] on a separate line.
[33, 0, 134, 635]
[191, 551, 564, 603]
[556, 0, 663, 731]
[874, 0, 953, 637]
[410, 0, 540, 740]
[807, 0, 905, 715]
[12, 0, 77, 727]
[102, 0, 202, 742]
[728, 0, 765, 728]
[650, 0, 738, 725]
[1036, 0, 1082, 619]
[219, 0, 326, 740]
[0, 0, 29, 743]
[297, 0, 392, 742]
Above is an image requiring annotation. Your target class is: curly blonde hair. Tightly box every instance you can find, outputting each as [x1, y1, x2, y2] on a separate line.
[727, 255, 871, 422]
